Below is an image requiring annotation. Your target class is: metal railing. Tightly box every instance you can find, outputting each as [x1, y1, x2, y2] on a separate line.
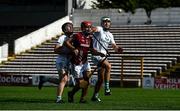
[121, 56, 144, 87]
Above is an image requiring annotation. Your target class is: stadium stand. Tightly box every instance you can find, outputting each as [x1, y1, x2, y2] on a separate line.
[0, 25, 180, 87]
[1, 3, 180, 86]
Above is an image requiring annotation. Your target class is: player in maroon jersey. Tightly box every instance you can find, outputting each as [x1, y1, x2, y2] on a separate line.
[65, 21, 104, 103]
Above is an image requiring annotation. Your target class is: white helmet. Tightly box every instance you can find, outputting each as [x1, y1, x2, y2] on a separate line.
[101, 16, 111, 30]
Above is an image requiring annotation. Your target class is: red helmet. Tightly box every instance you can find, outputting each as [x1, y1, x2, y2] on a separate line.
[81, 21, 92, 30]
[81, 21, 92, 35]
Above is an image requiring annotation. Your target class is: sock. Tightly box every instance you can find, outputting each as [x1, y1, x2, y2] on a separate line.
[95, 93, 99, 98]
[105, 81, 110, 91]
[57, 96, 62, 101]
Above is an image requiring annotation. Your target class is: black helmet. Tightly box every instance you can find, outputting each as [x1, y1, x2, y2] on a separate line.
[61, 22, 73, 36]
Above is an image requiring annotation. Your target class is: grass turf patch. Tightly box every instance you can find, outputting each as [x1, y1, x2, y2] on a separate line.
[0, 86, 180, 110]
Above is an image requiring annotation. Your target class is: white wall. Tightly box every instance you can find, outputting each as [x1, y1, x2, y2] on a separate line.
[15, 16, 70, 55]
[0, 43, 8, 63]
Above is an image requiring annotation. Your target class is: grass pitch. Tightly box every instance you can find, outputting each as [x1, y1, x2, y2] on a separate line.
[0, 86, 180, 110]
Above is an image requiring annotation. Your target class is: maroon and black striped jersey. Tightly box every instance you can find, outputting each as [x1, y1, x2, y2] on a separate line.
[71, 32, 92, 65]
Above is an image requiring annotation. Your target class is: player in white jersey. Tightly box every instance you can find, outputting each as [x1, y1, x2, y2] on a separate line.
[91, 16, 123, 102]
[38, 22, 74, 103]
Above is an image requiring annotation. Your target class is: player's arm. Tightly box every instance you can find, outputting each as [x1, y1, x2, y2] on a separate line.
[92, 26, 98, 33]
[54, 36, 64, 54]
[64, 36, 79, 56]
[112, 43, 123, 54]
[54, 44, 63, 54]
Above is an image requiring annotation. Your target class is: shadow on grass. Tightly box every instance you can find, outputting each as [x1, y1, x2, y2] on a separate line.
[0, 98, 54, 103]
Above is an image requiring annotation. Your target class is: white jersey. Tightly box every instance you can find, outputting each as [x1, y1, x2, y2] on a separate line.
[57, 35, 70, 54]
[56, 35, 71, 64]
[93, 26, 115, 55]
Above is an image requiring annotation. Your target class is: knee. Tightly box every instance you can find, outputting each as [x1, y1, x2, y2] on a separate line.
[83, 71, 91, 81]
[79, 79, 89, 88]
[65, 76, 68, 82]
[106, 63, 111, 71]
[61, 75, 68, 83]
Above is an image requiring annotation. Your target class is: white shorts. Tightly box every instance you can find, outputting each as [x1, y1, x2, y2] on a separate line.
[56, 55, 71, 74]
[91, 55, 106, 66]
[72, 61, 91, 78]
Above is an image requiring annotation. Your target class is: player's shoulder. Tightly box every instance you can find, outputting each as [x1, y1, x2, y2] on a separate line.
[57, 35, 67, 41]
[74, 32, 83, 37]
[108, 31, 113, 35]
[58, 34, 66, 39]
[71, 32, 81, 40]
[97, 26, 103, 31]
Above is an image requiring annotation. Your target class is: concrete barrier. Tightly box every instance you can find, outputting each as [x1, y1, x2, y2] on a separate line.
[14, 16, 70, 55]
[0, 43, 8, 63]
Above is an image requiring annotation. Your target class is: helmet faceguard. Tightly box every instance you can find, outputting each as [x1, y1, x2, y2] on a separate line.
[81, 21, 92, 36]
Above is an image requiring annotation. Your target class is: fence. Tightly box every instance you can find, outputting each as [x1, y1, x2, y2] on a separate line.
[121, 56, 144, 87]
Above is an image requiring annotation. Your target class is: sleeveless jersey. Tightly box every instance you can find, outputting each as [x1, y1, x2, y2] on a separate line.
[71, 32, 92, 65]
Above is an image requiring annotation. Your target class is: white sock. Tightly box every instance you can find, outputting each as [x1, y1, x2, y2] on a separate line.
[57, 96, 62, 100]
[95, 93, 99, 98]
[105, 82, 110, 90]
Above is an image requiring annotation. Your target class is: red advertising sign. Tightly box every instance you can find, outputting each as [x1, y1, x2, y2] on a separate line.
[155, 77, 180, 89]
[0, 74, 32, 86]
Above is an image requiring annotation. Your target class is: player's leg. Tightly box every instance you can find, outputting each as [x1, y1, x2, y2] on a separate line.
[102, 60, 112, 95]
[68, 78, 80, 103]
[56, 70, 68, 103]
[38, 58, 68, 90]
[91, 67, 105, 102]
[79, 70, 91, 103]
[68, 64, 81, 103]
[55, 58, 69, 103]
[80, 86, 88, 103]
[38, 76, 59, 90]
[91, 56, 105, 102]
[79, 62, 92, 103]
[68, 62, 91, 103]
[38, 76, 46, 90]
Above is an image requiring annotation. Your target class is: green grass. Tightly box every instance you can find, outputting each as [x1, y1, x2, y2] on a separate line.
[1, 86, 180, 110]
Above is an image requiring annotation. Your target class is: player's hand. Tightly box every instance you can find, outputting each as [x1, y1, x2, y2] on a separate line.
[73, 49, 79, 56]
[115, 47, 123, 54]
